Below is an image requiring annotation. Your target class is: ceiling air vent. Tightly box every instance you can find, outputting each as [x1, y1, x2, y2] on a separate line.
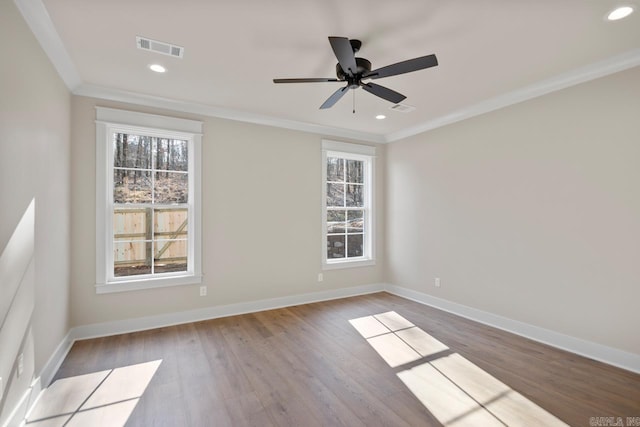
[389, 103, 416, 113]
[136, 36, 184, 58]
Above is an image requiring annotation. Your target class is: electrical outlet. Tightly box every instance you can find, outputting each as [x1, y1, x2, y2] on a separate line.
[317, 273, 323, 282]
[17, 353, 24, 378]
[435, 277, 441, 288]
[199, 286, 207, 297]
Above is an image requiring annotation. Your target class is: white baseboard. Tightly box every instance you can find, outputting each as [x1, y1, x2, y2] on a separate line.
[385, 284, 640, 374]
[71, 283, 385, 341]
[11, 280, 637, 427]
[38, 332, 74, 388]
[4, 283, 384, 427]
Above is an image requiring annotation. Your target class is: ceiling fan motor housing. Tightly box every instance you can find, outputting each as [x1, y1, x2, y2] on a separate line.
[336, 57, 372, 87]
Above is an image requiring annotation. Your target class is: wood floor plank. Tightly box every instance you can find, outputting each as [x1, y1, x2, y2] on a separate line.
[46, 292, 640, 427]
[256, 310, 434, 427]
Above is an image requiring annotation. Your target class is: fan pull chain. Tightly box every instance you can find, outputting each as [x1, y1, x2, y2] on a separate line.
[353, 90, 356, 114]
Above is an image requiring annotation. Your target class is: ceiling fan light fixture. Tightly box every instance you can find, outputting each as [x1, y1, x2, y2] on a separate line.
[375, 114, 386, 120]
[149, 64, 166, 73]
[607, 5, 634, 20]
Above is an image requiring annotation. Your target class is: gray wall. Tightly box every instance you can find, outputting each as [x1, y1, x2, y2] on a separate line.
[69, 96, 386, 327]
[386, 66, 640, 355]
[0, 0, 71, 423]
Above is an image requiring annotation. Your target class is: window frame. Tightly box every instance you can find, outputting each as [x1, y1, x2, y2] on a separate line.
[321, 140, 376, 270]
[95, 107, 202, 294]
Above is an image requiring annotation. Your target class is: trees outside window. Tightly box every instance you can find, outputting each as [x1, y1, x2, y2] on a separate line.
[96, 108, 202, 293]
[322, 140, 375, 269]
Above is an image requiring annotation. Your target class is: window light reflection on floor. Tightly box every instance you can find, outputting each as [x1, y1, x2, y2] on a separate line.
[25, 360, 162, 427]
[349, 312, 567, 427]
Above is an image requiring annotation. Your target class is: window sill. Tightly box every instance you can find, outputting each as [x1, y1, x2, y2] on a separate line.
[323, 259, 376, 270]
[96, 274, 202, 294]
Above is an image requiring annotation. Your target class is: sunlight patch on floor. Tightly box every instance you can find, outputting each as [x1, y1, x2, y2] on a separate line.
[367, 332, 423, 367]
[398, 362, 504, 426]
[25, 360, 162, 427]
[350, 311, 568, 427]
[349, 315, 391, 338]
[374, 311, 415, 331]
[350, 312, 449, 367]
[431, 353, 567, 426]
[396, 326, 449, 357]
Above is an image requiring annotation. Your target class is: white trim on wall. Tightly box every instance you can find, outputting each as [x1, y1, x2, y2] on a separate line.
[94, 107, 203, 294]
[321, 140, 376, 269]
[39, 283, 640, 380]
[77, 84, 386, 144]
[15, 0, 640, 144]
[35, 284, 385, 385]
[386, 48, 640, 142]
[71, 283, 385, 340]
[14, 282, 640, 426]
[8, 283, 384, 426]
[13, 0, 81, 90]
[385, 284, 640, 374]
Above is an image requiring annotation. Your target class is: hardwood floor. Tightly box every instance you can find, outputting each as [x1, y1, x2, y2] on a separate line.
[42, 292, 639, 426]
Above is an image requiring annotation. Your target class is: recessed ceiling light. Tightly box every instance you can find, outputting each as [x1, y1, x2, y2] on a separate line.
[607, 5, 634, 20]
[149, 64, 166, 73]
[375, 114, 386, 120]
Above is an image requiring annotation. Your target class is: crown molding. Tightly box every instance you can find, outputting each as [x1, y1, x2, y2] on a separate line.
[13, 0, 82, 90]
[74, 84, 386, 143]
[386, 48, 640, 142]
[15, 0, 640, 145]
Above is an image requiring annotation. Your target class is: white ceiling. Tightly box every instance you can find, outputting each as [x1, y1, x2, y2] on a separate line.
[18, 0, 640, 142]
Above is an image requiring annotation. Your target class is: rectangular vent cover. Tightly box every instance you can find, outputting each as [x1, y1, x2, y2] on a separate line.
[136, 36, 184, 58]
[389, 103, 416, 113]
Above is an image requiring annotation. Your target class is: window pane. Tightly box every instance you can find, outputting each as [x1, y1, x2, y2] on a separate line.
[114, 170, 152, 203]
[346, 159, 363, 183]
[113, 134, 152, 169]
[327, 222, 346, 233]
[346, 184, 364, 207]
[327, 210, 345, 222]
[327, 183, 345, 207]
[323, 148, 372, 265]
[347, 234, 364, 257]
[154, 208, 188, 237]
[327, 235, 345, 259]
[155, 172, 188, 204]
[154, 239, 187, 273]
[155, 138, 189, 172]
[327, 157, 344, 182]
[347, 210, 364, 233]
[114, 241, 152, 277]
[114, 208, 149, 240]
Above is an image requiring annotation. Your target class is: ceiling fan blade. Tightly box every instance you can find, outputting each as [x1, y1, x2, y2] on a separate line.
[273, 78, 340, 83]
[320, 86, 350, 109]
[361, 82, 406, 104]
[365, 54, 438, 79]
[329, 37, 358, 76]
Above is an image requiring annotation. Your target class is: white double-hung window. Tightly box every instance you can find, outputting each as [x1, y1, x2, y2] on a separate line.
[95, 107, 202, 293]
[322, 140, 375, 269]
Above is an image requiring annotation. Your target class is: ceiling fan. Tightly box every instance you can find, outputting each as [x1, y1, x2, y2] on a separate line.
[273, 36, 438, 110]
